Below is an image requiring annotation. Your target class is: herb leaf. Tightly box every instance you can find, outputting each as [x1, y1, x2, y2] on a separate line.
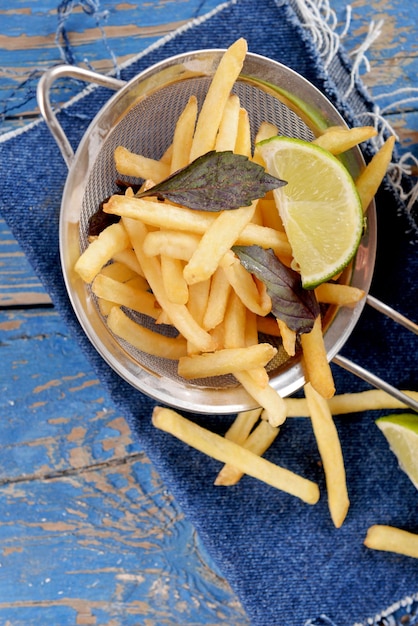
[232, 245, 320, 334]
[135, 150, 286, 211]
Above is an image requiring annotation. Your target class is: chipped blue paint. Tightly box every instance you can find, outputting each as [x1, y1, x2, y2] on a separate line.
[0, 1, 416, 624]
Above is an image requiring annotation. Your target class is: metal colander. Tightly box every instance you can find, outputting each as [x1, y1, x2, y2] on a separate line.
[37, 50, 383, 414]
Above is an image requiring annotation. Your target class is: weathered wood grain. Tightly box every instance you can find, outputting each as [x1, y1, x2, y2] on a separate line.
[0, 218, 51, 306]
[0, 1, 416, 623]
[0, 307, 249, 624]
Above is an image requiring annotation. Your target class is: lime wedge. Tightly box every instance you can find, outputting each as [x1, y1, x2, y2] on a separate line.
[376, 413, 418, 490]
[257, 136, 363, 289]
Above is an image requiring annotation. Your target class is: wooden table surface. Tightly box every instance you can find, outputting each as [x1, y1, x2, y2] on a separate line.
[0, 1, 417, 624]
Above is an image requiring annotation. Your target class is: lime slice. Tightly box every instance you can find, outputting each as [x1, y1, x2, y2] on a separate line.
[376, 413, 418, 490]
[257, 136, 363, 289]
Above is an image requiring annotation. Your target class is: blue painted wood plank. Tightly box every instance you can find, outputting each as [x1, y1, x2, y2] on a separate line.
[0, 0, 223, 133]
[0, 218, 50, 305]
[0, 306, 249, 624]
[0, 2, 416, 624]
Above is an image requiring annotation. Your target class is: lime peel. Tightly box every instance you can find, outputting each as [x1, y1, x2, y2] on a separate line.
[257, 136, 363, 289]
[376, 413, 418, 490]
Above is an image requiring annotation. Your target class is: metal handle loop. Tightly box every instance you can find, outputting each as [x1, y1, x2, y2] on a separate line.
[36, 65, 126, 169]
[333, 296, 418, 412]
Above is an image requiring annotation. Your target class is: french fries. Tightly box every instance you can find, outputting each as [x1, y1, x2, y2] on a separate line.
[300, 316, 335, 399]
[152, 406, 320, 504]
[313, 125, 377, 154]
[72, 39, 410, 549]
[304, 383, 349, 528]
[364, 525, 418, 559]
[355, 135, 396, 211]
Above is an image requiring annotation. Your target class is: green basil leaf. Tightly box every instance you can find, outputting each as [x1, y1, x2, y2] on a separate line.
[135, 150, 286, 211]
[232, 245, 320, 334]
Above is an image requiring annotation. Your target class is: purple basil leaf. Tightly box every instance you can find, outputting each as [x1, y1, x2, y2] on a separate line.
[135, 150, 286, 211]
[232, 245, 320, 334]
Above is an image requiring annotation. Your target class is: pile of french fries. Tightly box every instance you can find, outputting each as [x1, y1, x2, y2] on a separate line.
[74, 38, 417, 558]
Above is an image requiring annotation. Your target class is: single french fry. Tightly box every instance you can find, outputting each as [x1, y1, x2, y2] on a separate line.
[313, 125, 377, 154]
[256, 314, 282, 337]
[203, 267, 232, 331]
[235, 107, 252, 157]
[106, 195, 292, 262]
[170, 95, 198, 173]
[315, 282, 366, 306]
[235, 222, 292, 260]
[105, 194, 216, 234]
[112, 248, 145, 277]
[257, 195, 285, 232]
[255, 121, 278, 144]
[178, 343, 277, 379]
[233, 370, 287, 427]
[160, 255, 189, 305]
[190, 38, 248, 160]
[284, 389, 418, 417]
[215, 93, 241, 152]
[143, 230, 200, 260]
[114, 145, 170, 182]
[97, 297, 117, 317]
[300, 316, 335, 399]
[152, 406, 319, 504]
[252, 122, 278, 165]
[159, 142, 173, 165]
[364, 525, 418, 559]
[183, 202, 257, 285]
[304, 382, 349, 528]
[215, 418, 280, 485]
[122, 217, 216, 353]
[99, 260, 139, 283]
[74, 222, 130, 283]
[223, 289, 247, 349]
[245, 307, 259, 347]
[220, 251, 272, 317]
[224, 408, 263, 444]
[277, 318, 296, 356]
[92, 273, 160, 319]
[107, 307, 187, 359]
[355, 135, 396, 211]
[186, 279, 212, 354]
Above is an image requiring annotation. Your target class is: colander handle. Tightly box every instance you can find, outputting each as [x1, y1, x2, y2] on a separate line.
[37, 64, 126, 169]
[333, 295, 418, 412]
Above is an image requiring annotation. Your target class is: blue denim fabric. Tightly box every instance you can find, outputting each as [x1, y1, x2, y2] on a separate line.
[0, 1, 417, 625]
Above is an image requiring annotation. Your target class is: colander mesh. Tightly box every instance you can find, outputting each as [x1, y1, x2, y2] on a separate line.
[80, 76, 315, 389]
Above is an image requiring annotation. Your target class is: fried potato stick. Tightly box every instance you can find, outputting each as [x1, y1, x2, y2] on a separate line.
[234, 370, 287, 427]
[190, 38, 248, 160]
[300, 316, 335, 399]
[178, 343, 277, 379]
[92, 273, 160, 319]
[143, 230, 200, 260]
[364, 525, 418, 559]
[315, 282, 366, 306]
[107, 307, 187, 359]
[355, 135, 396, 212]
[215, 93, 241, 152]
[284, 389, 418, 417]
[223, 408, 263, 444]
[304, 382, 349, 528]
[75, 222, 130, 283]
[114, 145, 170, 182]
[183, 202, 257, 285]
[313, 125, 377, 154]
[170, 95, 198, 173]
[152, 406, 319, 504]
[203, 267, 232, 331]
[215, 418, 280, 486]
[122, 216, 216, 352]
